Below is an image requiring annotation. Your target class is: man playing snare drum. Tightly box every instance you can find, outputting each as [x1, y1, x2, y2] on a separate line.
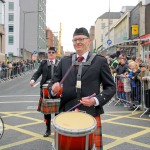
[49, 28, 116, 149]
[29, 47, 60, 137]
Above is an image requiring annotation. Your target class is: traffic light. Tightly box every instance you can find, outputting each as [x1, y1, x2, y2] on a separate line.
[93, 49, 97, 53]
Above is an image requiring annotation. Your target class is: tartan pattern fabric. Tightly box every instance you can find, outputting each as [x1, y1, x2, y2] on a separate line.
[117, 79, 124, 92]
[37, 97, 60, 114]
[94, 116, 103, 150]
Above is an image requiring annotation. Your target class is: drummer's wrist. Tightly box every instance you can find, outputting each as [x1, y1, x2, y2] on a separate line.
[31, 80, 35, 83]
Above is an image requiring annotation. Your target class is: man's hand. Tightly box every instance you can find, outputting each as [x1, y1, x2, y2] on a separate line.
[80, 97, 96, 107]
[30, 80, 35, 87]
[52, 82, 61, 94]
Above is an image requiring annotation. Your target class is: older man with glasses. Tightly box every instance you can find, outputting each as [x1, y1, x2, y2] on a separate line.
[48, 27, 116, 149]
[29, 47, 60, 137]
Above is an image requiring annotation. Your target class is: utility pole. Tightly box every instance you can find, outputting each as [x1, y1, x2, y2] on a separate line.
[57, 23, 62, 57]
[108, 0, 110, 41]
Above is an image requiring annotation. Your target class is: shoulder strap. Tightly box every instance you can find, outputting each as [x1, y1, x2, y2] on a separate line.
[54, 59, 60, 67]
[82, 53, 96, 66]
[75, 53, 96, 99]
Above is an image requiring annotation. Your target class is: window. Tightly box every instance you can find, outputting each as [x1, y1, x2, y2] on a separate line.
[9, 13, 14, 22]
[8, 35, 14, 45]
[9, 2, 14, 11]
[101, 34, 103, 42]
[109, 19, 113, 25]
[101, 23, 105, 29]
[8, 25, 14, 32]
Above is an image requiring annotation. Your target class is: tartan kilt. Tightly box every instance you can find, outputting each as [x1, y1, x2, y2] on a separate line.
[94, 116, 103, 150]
[37, 97, 60, 114]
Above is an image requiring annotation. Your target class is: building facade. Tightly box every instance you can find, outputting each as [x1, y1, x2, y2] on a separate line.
[4, 0, 46, 60]
[89, 26, 95, 53]
[94, 12, 121, 51]
[20, 0, 46, 59]
[0, 0, 5, 61]
[5, 0, 20, 60]
[46, 27, 53, 49]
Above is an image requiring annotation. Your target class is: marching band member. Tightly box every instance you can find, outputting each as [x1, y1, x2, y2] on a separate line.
[49, 28, 116, 149]
[29, 47, 59, 137]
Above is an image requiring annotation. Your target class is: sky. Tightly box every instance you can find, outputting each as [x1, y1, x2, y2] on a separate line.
[46, 0, 140, 52]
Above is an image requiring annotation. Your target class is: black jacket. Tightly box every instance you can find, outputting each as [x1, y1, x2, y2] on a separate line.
[49, 53, 116, 116]
[31, 59, 59, 88]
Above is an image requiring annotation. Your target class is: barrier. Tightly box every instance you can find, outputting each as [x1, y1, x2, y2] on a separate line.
[0, 64, 37, 83]
[109, 75, 150, 117]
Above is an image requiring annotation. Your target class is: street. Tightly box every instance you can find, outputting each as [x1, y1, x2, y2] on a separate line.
[0, 72, 150, 150]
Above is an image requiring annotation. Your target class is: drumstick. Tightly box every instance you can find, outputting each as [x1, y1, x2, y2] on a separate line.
[60, 58, 83, 85]
[67, 93, 96, 112]
[60, 63, 74, 85]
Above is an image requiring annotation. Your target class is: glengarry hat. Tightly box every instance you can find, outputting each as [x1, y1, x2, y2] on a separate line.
[48, 47, 57, 52]
[73, 27, 89, 37]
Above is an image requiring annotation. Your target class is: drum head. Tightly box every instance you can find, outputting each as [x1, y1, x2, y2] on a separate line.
[53, 112, 96, 135]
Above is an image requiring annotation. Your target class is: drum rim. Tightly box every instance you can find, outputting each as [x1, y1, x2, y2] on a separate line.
[44, 98, 60, 102]
[42, 84, 48, 87]
[53, 112, 97, 135]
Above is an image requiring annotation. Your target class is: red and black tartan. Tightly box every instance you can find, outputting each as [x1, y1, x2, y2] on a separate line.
[37, 97, 60, 114]
[94, 116, 103, 150]
[117, 79, 124, 92]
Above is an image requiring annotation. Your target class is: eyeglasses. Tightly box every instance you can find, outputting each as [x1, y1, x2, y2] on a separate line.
[72, 38, 89, 43]
[48, 51, 55, 54]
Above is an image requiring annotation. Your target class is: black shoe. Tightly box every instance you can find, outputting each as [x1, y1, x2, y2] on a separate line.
[43, 130, 51, 137]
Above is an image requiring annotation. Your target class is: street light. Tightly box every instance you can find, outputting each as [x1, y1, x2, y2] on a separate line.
[22, 10, 42, 58]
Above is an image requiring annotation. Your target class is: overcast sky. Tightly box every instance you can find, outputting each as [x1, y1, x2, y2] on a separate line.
[46, 0, 139, 52]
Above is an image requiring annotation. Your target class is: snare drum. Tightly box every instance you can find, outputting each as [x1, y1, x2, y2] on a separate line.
[53, 111, 96, 150]
[42, 84, 49, 99]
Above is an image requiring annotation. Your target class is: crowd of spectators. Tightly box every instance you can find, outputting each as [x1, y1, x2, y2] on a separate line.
[106, 53, 150, 113]
[0, 59, 40, 80]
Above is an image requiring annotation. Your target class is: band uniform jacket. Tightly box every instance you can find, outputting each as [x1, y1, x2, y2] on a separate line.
[49, 53, 116, 116]
[31, 59, 59, 89]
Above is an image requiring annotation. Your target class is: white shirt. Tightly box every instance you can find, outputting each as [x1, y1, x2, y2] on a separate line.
[49, 59, 56, 65]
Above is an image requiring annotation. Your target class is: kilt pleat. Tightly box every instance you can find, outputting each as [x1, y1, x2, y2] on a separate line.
[94, 116, 103, 150]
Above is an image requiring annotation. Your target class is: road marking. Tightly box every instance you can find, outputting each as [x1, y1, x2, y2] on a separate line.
[0, 95, 39, 98]
[33, 82, 40, 87]
[27, 106, 37, 110]
[0, 101, 38, 104]
[104, 129, 150, 149]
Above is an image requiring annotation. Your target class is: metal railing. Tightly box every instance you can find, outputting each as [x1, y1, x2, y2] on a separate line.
[0, 64, 38, 83]
[108, 75, 150, 117]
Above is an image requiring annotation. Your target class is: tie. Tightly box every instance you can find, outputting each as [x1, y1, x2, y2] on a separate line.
[77, 56, 84, 62]
[50, 61, 53, 64]
[75, 56, 84, 74]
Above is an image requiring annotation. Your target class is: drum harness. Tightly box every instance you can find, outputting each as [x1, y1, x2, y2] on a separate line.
[47, 59, 60, 79]
[71, 53, 96, 110]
